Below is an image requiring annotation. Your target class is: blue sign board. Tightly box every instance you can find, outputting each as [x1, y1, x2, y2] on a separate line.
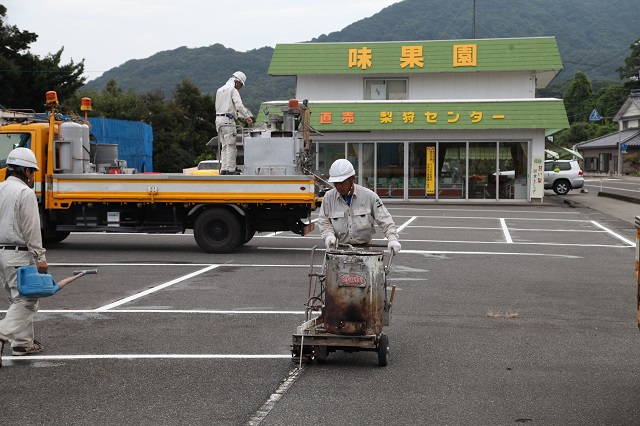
[589, 109, 602, 122]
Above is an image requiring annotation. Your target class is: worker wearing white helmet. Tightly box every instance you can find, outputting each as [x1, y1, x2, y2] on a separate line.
[0, 147, 48, 365]
[318, 159, 401, 254]
[215, 71, 254, 175]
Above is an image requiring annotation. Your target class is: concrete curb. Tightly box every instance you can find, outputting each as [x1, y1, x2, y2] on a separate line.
[597, 191, 640, 205]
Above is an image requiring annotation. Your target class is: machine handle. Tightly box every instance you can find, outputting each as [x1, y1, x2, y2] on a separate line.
[386, 250, 395, 272]
[73, 269, 98, 275]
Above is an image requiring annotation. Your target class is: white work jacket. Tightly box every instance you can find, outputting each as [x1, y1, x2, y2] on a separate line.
[215, 78, 252, 127]
[0, 176, 46, 262]
[318, 183, 399, 245]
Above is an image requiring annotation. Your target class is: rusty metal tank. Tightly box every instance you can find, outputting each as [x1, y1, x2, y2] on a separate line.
[323, 247, 386, 335]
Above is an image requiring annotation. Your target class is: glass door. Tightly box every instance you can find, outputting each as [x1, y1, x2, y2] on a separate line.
[438, 143, 466, 199]
[377, 142, 404, 198]
[498, 142, 528, 200]
[408, 142, 436, 199]
[468, 142, 497, 200]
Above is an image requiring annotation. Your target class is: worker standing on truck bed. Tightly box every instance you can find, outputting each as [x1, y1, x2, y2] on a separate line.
[318, 159, 402, 253]
[215, 71, 254, 175]
[0, 148, 48, 367]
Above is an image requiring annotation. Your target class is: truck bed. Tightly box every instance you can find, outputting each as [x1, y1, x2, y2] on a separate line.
[48, 173, 316, 206]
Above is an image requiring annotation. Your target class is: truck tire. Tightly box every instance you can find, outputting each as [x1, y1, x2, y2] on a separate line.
[239, 231, 255, 246]
[194, 208, 241, 253]
[240, 220, 256, 246]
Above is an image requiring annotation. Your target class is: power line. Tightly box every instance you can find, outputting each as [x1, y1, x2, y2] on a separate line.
[564, 47, 631, 73]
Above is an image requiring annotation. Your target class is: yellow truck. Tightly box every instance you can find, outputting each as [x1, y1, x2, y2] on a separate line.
[0, 93, 316, 253]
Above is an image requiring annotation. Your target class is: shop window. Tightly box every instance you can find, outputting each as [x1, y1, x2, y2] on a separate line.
[408, 142, 434, 199]
[364, 79, 407, 100]
[377, 143, 404, 197]
[438, 143, 466, 199]
[497, 142, 527, 200]
[317, 143, 346, 178]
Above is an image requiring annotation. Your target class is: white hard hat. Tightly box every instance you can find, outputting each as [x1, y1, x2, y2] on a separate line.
[6, 147, 39, 171]
[328, 159, 355, 183]
[232, 71, 247, 86]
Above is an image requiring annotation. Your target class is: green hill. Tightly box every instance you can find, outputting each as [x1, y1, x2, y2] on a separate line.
[83, 0, 640, 110]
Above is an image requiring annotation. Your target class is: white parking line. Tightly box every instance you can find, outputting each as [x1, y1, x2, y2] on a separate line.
[397, 216, 417, 233]
[247, 366, 304, 426]
[50, 263, 313, 268]
[10, 309, 305, 314]
[3, 354, 291, 361]
[259, 241, 628, 249]
[95, 264, 222, 311]
[500, 218, 513, 243]
[591, 220, 635, 246]
[387, 207, 578, 215]
[400, 250, 581, 258]
[584, 182, 640, 193]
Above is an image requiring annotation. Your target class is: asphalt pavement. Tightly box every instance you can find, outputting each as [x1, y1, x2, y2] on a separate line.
[2, 192, 640, 425]
[552, 175, 640, 225]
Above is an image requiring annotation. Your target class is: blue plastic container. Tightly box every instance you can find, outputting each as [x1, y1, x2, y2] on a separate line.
[17, 265, 61, 298]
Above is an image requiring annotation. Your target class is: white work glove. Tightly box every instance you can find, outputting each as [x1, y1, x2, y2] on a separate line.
[325, 235, 336, 249]
[388, 240, 401, 254]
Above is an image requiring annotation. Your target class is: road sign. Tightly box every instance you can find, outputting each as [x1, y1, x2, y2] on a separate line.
[589, 109, 602, 122]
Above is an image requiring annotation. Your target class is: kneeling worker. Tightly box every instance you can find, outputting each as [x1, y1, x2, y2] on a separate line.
[318, 159, 402, 253]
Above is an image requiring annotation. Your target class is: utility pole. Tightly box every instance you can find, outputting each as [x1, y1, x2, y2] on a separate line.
[473, 0, 476, 39]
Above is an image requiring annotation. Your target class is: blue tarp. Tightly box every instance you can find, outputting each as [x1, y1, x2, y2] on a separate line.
[88, 117, 154, 172]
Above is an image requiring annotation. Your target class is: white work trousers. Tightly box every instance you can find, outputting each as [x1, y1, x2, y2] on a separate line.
[216, 117, 237, 172]
[0, 248, 38, 347]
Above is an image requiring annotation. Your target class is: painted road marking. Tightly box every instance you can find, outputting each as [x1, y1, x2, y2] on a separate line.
[591, 220, 635, 246]
[10, 309, 305, 314]
[96, 264, 222, 311]
[397, 216, 417, 233]
[3, 354, 291, 361]
[247, 366, 304, 426]
[500, 218, 513, 243]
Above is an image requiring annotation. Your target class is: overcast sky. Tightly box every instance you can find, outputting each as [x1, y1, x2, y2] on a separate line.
[5, 0, 400, 82]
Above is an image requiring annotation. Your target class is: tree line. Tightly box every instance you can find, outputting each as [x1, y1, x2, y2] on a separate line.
[1, 5, 639, 171]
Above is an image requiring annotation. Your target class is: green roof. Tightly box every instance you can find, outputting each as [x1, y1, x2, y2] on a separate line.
[269, 37, 563, 76]
[258, 99, 569, 131]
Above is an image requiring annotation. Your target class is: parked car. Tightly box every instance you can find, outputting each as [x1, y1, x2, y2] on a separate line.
[192, 160, 220, 176]
[544, 160, 584, 195]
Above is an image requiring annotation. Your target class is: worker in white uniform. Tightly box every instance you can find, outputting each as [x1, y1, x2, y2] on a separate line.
[215, 71, 254, 175]
[318, 159, 402, 253]
[0, 148, 48, 367]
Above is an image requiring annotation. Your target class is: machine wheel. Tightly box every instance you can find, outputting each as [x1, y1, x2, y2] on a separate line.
[377, 333, 389, 367]
[314, 345, 328, 363]
[194, 208, 241, 253]
[552, 180, 570, 195]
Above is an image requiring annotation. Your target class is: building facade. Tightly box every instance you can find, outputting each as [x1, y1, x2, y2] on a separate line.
[577, 90, 640, 175]
[261, 37, 569, 202]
